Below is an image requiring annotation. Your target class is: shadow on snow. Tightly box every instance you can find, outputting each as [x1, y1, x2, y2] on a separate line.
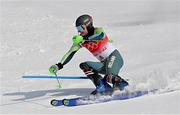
[3, 88, 94, 101]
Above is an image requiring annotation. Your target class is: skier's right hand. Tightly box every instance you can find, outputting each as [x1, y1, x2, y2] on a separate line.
[49, 63, 63, 74]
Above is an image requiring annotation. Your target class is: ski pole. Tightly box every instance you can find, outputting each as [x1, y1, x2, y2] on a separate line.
[55, 73, 62, 88]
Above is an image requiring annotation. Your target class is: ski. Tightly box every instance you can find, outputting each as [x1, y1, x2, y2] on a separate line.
[51, 99, 64, 106]
[22, 75, 89, 79]
[50, 89, 157, 107]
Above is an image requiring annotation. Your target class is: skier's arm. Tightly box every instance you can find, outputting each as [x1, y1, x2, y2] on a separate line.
[49, 35, 83, 74]
[58, 35, 84, 66]
[88, 28, 106, 41]
[59, 43, 81, 65]
[49, 44, 80, 75]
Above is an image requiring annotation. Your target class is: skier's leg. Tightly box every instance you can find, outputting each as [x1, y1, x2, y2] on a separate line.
[103, 49, 128, 90]
[79, 62, 111, 94]
[79, 61, 103, 87]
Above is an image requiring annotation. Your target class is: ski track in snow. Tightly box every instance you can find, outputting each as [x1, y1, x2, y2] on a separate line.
[0, 0, 180, 114]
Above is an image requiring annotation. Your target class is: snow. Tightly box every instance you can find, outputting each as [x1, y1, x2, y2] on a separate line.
[0, 0, 180, 114]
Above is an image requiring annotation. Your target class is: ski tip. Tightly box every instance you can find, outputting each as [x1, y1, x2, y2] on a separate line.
[51, 99, 63, 106]
[62, 99, 77, 106]
[62, 99, 69, 106]
[50, 99, 57, 106]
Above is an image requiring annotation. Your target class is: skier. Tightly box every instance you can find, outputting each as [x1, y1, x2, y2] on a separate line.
[49, 14, 128, 94]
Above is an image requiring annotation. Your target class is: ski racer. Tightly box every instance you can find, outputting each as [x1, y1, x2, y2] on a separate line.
[49, 14, 129, 94]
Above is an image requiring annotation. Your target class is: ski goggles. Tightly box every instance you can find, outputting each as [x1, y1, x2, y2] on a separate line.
[76, 25, 85, 32]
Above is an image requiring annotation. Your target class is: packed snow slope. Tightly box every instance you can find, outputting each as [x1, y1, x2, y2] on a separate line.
[0, 0, 180, 114]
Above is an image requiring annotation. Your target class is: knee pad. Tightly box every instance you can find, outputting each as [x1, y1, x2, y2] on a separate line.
[79, 62, 100, 77]
[79, 62, 91, 70]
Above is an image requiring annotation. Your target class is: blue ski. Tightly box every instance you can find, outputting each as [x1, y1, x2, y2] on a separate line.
[22, 75, 89, 79]
[50, 90, 157, 107]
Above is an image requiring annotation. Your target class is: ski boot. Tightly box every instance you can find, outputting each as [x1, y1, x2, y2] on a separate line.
[112, 76, 129, 91]
[91, 80, 112, 95]
[79, 62, 112, 95]
[85, 72, 112, 95]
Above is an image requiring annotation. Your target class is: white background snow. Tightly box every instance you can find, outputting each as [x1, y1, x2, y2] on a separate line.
[0, 0, 180, 114]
